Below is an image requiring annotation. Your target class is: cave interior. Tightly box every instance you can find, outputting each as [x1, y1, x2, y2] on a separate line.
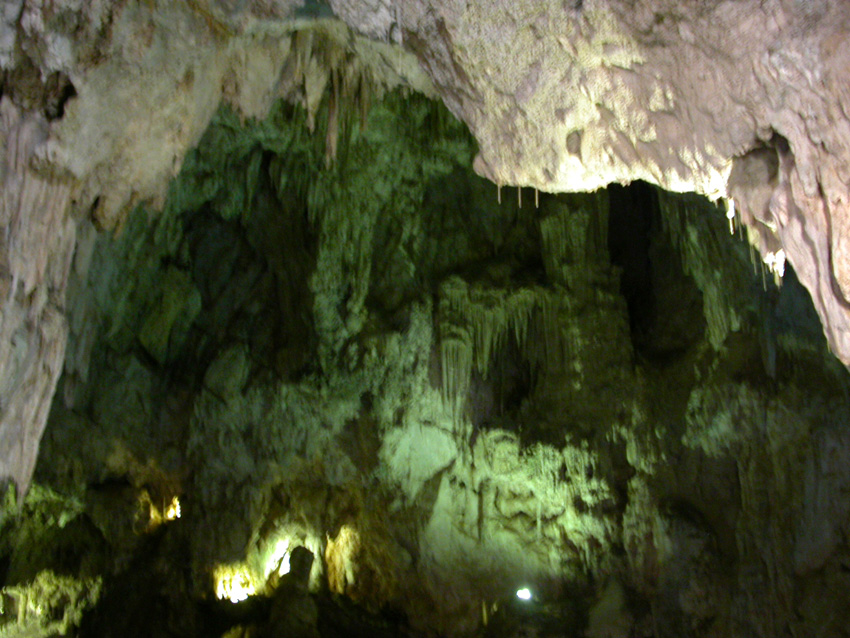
[1, 4, 850, 638]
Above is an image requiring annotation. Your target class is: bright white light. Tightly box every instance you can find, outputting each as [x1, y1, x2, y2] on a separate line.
[264, 538, 291, 578]
[516, 588, 532, 601]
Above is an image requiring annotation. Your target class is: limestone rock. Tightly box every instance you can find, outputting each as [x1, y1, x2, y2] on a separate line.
[0, 5, 850, 637]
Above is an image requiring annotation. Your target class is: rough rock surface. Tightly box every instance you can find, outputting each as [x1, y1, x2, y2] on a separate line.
[0, 100, 75, 495]
[1, 0, 850, 494]
[361, 0, 850, 363]
[0, 1, 432, 493]
[0, 92, 843, 637]
[1, 2, 850, 637]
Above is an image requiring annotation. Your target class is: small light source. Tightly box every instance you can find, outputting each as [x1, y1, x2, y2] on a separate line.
[516, 588, 532, 601]
[165, 496, 181, 521]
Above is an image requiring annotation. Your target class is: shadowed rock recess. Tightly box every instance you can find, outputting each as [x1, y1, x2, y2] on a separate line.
[1, 2, 850, 637]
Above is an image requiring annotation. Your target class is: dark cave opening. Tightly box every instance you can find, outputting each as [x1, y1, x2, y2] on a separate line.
[607, 181, 707, 362]
[607, 181, 656, 342]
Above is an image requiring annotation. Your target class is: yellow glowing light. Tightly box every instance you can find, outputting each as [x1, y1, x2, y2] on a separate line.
[165, 496, 181, 521]
[214, 565, 256, 603]
[325, 524, 360, 595]
[264, 538, 291, 578]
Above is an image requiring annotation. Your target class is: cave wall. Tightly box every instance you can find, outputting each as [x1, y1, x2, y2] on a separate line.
[0, 90, 846, 637]
[335, 0, 850, 364]
[0, 3, 434, 493]
[3, 0, 850, 495]
[0, 100, 76, 497]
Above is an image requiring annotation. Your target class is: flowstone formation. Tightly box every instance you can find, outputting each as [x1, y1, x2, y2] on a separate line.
[0, 85, 848, 638]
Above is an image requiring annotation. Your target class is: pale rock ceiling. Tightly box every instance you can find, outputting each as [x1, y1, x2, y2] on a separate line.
[0, 0, 849, 506]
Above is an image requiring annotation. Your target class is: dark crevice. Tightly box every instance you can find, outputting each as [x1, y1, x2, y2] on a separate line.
[3, 61, 77, 120]
[609, 182, 708, 362]
[45, 74, 77, 120]
[607, 181, 656, 344]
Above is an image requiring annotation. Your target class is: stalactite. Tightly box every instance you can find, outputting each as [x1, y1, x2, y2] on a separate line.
[726, 198, 736, 235]
[358, 71, 371, 132]
[535, 292, 576, 372]
[749, 236, 758, 275]
[540, 210, 571, 282]
[511, 291, 535, 351]
[760, 259, 766, 291]
[657, 190, 750, 349]
[473, 288, 536, 377]
[324, 68, 339, 168]
[440, 325, 473, 416]
[439, 278, 536, 411]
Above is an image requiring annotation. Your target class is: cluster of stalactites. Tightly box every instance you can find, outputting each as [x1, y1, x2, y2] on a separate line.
[438, 277, 593, 417]
[536, 294, 583, 376]
[437, 194, 614, 415]
[538, 195, 609, 288]
[723, 146, 788, 290]
[289, 26, 381, 169]
[441, 278, 536, 377]
[438, 277, 536, 414]
[658, 192, 746, 349]
[723, 198, 786, 290]
[439, 323, 473, 417]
